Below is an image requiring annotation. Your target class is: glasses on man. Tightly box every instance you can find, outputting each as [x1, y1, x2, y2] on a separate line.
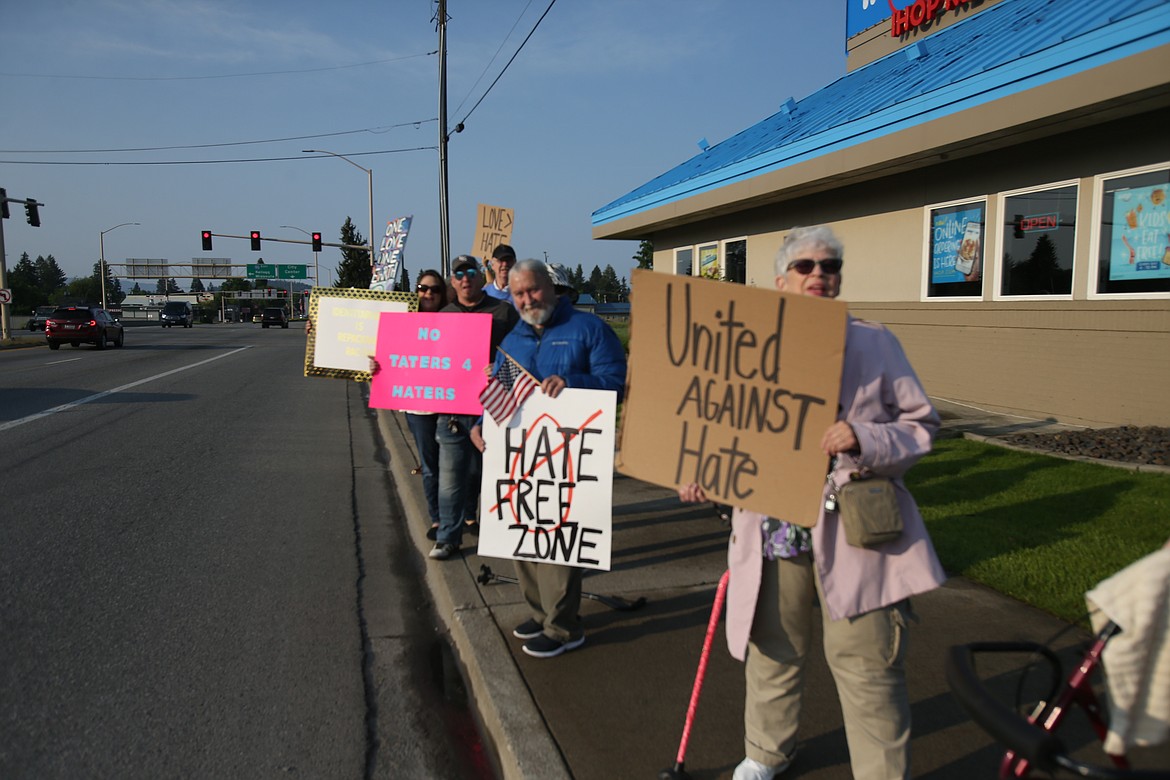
[453, 268, 479, 280]
[416, 284, 443, 294]
[786, 258, 843, 275]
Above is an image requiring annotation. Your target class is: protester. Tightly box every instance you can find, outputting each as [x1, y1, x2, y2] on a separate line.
[545, 262, 580, 304]
[483, 244, 516, 302]
[404, 269, 448, 540]
[430, 255, 519, 560]
[470, 258, 627, 659]
[678, 225, 946, 780]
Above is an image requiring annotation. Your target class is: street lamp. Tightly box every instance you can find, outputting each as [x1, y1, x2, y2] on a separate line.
[279, 224, 320, 294]
[302, 149, 375, 270]
[99, 222, 140, 310]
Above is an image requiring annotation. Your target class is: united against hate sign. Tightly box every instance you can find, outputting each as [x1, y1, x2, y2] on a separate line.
[617, 270, 847, 527]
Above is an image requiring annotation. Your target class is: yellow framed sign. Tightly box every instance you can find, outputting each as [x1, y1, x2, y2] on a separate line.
[304, 287, 417, 381]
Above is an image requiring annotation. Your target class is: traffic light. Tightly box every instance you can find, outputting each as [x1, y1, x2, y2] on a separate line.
[0, 188, 8, 219]
[250, 230, 261, 251]
[201, 230, 213, 251]
[25, 199, 40, 227]
[311, 231, 322, 252]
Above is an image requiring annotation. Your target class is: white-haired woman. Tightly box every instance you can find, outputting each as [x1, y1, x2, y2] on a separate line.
[678, 225, 946, 780]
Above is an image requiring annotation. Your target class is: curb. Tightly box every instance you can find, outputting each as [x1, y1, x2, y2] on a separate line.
[961, 432, 1170, 475]
[373, 409, 571, 780]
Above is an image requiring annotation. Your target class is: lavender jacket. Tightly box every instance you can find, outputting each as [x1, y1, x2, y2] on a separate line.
[725, 317, 947, 661]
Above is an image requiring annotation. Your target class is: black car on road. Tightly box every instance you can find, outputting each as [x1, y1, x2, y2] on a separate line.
[160, 301, 194, 328]
[260, 307, 289, 329]
[45, 306, 125, 350]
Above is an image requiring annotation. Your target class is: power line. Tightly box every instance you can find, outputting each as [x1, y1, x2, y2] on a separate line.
[0, 120, 438, 155]
[0, 51, 437, 82]
[449, 0, 538, 119]
[453, 0, 558, 133]
[0, 147, 437, 166]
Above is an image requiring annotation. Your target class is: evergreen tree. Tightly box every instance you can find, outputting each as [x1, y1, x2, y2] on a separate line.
[91, 261, 124, 304]
[68, 275, 102, 303]
[587, 265, 604, 300]
[8, 253, 42, 310]
[633, 239, 654, 270]
[570, 264, 586, 291]
[156, 278, 182, 294]
[600, 265, 621, 301]
[34, 254, 67, 298]
[190, 278, 205, 293]
[219, 278, 253, 293]
[335, 217, 371, 288]
[130, 282, 145, 295]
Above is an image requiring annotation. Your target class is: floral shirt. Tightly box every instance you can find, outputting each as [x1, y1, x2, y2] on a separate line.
[762, 517, 812, 560]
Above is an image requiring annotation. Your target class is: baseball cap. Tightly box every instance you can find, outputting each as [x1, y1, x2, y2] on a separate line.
[452, 255, 479, 273]
[491, 244, 517, 262]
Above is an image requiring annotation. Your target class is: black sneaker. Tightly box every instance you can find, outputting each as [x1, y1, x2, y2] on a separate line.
[512, 619, 543, 639]
[428, 542, 459, 560]
[522, 633, 585, 658]
[426, 524, 439, 541]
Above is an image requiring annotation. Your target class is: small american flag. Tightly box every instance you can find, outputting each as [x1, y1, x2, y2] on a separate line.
[479, 356, 537, 425]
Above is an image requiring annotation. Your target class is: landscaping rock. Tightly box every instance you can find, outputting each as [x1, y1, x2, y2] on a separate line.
[1000, 426, 1170, 467]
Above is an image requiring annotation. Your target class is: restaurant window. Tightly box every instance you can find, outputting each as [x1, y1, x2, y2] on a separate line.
[674, 247, 693, 275]
[998, 184, 1077, 298]
[1093, 164, 1170, 296]
[724, 239, 747, 284]
[926, 200, 985, 298]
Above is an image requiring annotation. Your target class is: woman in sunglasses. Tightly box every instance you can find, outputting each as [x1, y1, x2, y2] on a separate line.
[405, 269, 449, 540]
[678, 225, 945, 780]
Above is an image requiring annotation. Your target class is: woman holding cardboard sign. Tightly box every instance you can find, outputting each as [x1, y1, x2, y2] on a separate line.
[677, 225, 945, 780]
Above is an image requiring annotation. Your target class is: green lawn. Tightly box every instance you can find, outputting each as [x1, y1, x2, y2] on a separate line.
[906, 437, 1170, 626]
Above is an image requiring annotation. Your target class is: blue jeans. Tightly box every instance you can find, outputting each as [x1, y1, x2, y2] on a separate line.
[435, 414, 479, 547]
[405, 413, 440, 525]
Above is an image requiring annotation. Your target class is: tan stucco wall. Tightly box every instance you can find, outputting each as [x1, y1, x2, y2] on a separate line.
[638, 110, 1170, 427]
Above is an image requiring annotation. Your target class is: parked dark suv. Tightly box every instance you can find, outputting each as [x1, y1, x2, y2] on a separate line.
[45, 305, 125, 350]
[160, 301, 193, 328]
[260, 307, 289, 329]
[27, 305, 57, 331]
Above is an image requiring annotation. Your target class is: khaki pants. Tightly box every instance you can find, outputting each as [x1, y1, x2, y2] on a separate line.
[745, 554, 911, 780]
[514, 560, 584, 642]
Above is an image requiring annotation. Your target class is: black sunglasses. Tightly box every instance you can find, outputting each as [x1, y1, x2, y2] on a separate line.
[453, 268, 479, 280]
[416, 283, 444, 294]
[787, 258, 843, 275]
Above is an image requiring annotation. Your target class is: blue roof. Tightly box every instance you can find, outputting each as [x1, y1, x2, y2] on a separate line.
[593, 0, 1170, 227]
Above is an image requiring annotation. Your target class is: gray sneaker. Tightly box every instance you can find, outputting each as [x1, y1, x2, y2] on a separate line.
[428, 542, 459, 560]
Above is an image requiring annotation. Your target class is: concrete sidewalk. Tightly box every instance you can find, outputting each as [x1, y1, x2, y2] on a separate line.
[372, 401, 1124, 779]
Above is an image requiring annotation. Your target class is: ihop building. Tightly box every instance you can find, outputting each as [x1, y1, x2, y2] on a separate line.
[593, 0, 1170, 427]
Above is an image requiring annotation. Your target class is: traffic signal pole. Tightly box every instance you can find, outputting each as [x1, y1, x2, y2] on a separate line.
[0, 189, 43, 342]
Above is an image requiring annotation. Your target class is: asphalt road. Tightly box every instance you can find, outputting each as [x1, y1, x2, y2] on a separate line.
[0, 323, 492, 779]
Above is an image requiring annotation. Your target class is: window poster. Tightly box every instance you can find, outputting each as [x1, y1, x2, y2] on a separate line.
[698, 244, 719, 279]
[1108, 184, 1170, 282]
[930, 204, 984, 284]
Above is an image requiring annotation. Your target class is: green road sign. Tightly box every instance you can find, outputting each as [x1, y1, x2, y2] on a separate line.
[277, 264, 307, 279]
[247, 263, 276, 279]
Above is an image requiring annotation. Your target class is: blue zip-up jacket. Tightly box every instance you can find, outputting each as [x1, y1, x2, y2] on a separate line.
[494, 297, 627, 401]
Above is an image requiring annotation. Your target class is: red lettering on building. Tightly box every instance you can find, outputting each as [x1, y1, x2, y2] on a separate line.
[1019, 214, 1059, 232]
[890, 0, 968, 37]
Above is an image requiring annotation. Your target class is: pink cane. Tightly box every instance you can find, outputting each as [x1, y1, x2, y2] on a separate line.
[659, 569, 731, 780]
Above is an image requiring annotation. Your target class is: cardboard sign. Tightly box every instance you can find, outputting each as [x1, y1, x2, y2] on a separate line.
[477, 388, 617, 571]
[616, 270, 847, 527]
[304, 288, 417, 380]
[471, 203, 514, 258]
[368, 312, 491, 413]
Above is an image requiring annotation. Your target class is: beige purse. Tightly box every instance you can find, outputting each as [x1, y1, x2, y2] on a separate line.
[830, 472, 904, 548]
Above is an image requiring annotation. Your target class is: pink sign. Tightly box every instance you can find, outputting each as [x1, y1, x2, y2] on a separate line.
[368, 312, 491, 414]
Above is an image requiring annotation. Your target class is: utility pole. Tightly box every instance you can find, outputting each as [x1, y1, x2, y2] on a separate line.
[437, 0, 451, 276]
[0, 189, 43, 342]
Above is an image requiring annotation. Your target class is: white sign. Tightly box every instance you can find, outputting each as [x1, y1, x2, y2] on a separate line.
[477, 387, 617, 571]
[0, 288, 11, 304]
[308, 291, 412, 375]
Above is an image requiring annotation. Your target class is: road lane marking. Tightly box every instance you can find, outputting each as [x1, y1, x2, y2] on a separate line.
[0, 347, 252, 434]
[45, 358, 84, 366]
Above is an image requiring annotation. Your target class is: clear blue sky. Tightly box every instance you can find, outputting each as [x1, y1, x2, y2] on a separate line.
[0, 0, 846, 288]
